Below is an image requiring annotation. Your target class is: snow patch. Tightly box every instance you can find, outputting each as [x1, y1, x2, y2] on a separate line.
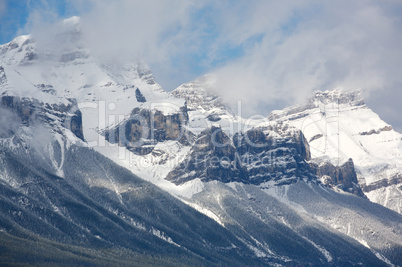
[181, 200, 224, 226]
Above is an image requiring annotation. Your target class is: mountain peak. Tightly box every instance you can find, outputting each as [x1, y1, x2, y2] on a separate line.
[269, 88, 365, 121]
[172, 74, 233, 114]
[312, 88, 365, 106]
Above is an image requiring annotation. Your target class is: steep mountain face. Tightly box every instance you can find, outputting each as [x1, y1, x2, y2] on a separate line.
[166, 125, 249, 185]
[234, 123, 313, 185]
[167, 123, 314, 186]
[269, 89, 402, 214]
[309, 158, 367, 198]
[1, 18, 402, 266]
[171, 78, 363, 194]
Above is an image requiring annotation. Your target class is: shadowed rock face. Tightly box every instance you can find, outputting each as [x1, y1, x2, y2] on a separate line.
[234, 124, 314, 185]
[309, 158, 367, 198]
[361, 173, 402, 193]
[359, 125, 393, 136]
[167, 122, 366, 197]
[166, 126, 249, 184]
[135, 88, 146, 103]
[105, 107, 193, 155]
[0, 95, 83, 140]
[167, 124, 314, 185]
[235, 124, 311, 161]
[0, 66, 6, 85]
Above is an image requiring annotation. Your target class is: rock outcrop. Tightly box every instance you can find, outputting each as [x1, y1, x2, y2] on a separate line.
[234, 123, 313, 186]
[309, 158, 367, 198]
[167, 123, 314, 186]
[105, 106, 192, 155]
[135, 88, 146, 103]
[166, 125, 249, 184]
[359, 125, 393, 136]
[0, 66, 6, 86]
[0, 95, 84, 140]
[268, 89, 365, 122]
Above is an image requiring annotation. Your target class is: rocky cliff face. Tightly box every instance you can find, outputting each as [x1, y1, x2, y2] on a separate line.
[309, 158, 367, 198]
[0, 66, 6, 86]
[105, 106, 192, 155]
[166, 125, 249, 184]
[135, 88, 147, 102]
[0, 95, 83, 141]
[234, 123, 314, 186]
[167, 123, 314, 186]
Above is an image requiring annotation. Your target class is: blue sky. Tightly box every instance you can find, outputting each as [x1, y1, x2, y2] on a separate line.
[0, 0, 29, 43]
[1, 0, 402, 131]
[0, 0, 74, 43]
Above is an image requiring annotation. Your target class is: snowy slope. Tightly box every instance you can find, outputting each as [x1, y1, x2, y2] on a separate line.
[269, 89, 402, 213]
[185, 179, 402, 265]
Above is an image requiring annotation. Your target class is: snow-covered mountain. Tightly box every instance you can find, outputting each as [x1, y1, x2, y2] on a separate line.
[1, 17, 402, 266]
[269, 89, 402, 214]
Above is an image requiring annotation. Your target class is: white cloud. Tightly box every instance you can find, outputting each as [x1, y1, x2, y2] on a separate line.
[78, 1, 190, 61]
[65, 0, 210, 90]
[22, 0, 402, 130]
[210, 1, 402, 126]
[0, 107, 22, 138]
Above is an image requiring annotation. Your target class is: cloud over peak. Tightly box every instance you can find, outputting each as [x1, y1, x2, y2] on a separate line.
[10, 0, 402, 130]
